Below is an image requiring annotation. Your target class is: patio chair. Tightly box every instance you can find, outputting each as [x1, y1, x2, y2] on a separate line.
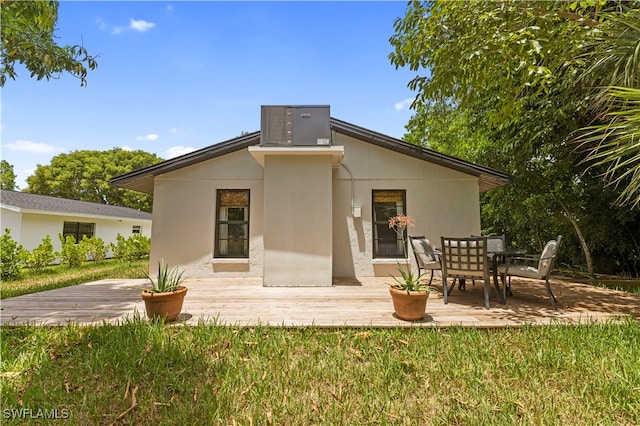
[472, 234, 506, 271]
[485, 235, 506, 253]
[473, 234, 509, 303]
[440, 236, 492, 309]
[497, 235, 563, 309]
[409, 235, 441, 285]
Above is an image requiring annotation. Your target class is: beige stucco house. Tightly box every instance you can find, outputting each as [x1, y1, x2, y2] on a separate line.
[112, 105, 512, 285]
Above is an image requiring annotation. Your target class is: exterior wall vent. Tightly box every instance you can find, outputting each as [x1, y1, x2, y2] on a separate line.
[260, 105, 331, 147]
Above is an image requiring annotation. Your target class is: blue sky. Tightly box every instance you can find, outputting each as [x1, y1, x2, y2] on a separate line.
[1, 1, 419, 189]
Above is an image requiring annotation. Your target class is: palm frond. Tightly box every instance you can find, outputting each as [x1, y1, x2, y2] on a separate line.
[580, 10, 640, 88]
[575, 86, 640, 208]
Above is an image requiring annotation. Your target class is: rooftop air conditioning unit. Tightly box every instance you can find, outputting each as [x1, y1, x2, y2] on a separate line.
[260, 105, 331, 147]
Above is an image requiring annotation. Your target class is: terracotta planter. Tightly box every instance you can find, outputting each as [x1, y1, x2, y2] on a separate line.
[389, 287, 429, 321]
[141, 286, 188, 322]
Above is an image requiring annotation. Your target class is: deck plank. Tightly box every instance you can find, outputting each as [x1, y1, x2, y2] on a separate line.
[1, 277, 638, 327]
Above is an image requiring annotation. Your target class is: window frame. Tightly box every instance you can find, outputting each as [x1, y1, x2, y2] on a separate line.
[372, 190, 407, 259]
[214, 189, 250, 259]
[62, 221, 95, 243]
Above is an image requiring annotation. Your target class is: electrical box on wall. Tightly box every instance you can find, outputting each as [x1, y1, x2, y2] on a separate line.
[260, 105, 331, 147]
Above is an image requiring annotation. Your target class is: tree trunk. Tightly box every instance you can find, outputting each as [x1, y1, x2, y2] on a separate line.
[557, 198, 594, 276]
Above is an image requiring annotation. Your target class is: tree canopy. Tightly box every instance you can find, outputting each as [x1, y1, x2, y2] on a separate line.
[26, 148, 163, 212]
[1, 0, 98, 86]
[0, 160, 17, 190]
[389, 0, 640, 276]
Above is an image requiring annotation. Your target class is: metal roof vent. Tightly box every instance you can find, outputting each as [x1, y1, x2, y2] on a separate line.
[260, 105, 331, 147]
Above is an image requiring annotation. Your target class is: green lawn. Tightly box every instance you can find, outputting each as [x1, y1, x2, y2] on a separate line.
[0, 259, 148, 299]
[1, 319, 639, 425]
[2, 263, 639, 424]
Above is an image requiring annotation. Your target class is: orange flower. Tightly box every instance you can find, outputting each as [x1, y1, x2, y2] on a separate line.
[388, 214, 415, 230]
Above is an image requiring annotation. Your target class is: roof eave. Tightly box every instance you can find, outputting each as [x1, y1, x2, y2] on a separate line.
[111, 119, 513, 194]
[15, 208, 152, 221]
[329, 118, 513, 191]
[111, 131, 261, 194]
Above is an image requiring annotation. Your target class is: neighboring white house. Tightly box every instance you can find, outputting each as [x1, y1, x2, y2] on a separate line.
[112, 105, 513, 285]
[0, 189, 152, 252]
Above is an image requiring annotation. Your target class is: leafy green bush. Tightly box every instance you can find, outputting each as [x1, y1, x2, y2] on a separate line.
[26, 234, 56, 273]
[82, 235, 107, 262]
[58, 234, 85, 267]
[0, 228, 27, 280]
[110, 233, 151, 263]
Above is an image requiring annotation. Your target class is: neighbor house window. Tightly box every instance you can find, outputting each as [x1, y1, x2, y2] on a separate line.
[372, 190, 406, 258]
[63, 222, 95, 242]
[215, 189, 250, 258]
[132, 225, 141, 234]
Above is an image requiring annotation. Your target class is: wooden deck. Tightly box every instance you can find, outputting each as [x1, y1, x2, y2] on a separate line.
[1, 277, 639, 327]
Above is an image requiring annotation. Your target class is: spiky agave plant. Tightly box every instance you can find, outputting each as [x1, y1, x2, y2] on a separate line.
[141, 259, 185, 293]
[390, 266, 431, 292]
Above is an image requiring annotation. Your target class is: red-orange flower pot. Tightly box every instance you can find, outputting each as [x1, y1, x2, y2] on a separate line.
[141, 286, 188, 322]
[389, 287, 429, 321]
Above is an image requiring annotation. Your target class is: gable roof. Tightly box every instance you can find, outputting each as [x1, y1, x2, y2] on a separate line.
[0, 190, 152, 220]
[111, 117, 513, 194]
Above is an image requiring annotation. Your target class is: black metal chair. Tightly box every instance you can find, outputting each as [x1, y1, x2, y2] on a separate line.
[497, 235, 563, 309]
[409, 235, 441, 285]
[440, 236, 492, 309]
[473, 233, 506, 279]
[485, 235, 506, 254]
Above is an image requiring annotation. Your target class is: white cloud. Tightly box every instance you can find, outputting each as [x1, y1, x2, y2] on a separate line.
[166, 4, 174, 14]
[5, 140, 57, 154]
[136, 134, 159, 141]
[96, 18, 108, 31]
[120, 145, 133, 151]
[394, 98, 414, 111]
[96, 17, 155, 34]
[170, 127, 178, 134]
[130, 19, 156, 32]
[166, 146, 195, 158]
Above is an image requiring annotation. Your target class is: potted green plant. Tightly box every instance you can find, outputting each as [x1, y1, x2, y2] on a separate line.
[387, 215, 436, 321]
[138, 259, 188, 322]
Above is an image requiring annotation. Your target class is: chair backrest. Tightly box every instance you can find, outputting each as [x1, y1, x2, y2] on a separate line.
[471, 234, 505, 253]
[409, 235, 439, 267]
[440, 236, 488, 278]
[538, 235, 562, 277]
[486, 235, 505, 253]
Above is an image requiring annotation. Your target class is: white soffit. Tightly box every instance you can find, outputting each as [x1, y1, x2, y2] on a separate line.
[248, 146, 345, 168]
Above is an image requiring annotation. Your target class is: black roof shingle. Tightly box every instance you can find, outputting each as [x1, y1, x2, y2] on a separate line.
[0, 190, 152, 220]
